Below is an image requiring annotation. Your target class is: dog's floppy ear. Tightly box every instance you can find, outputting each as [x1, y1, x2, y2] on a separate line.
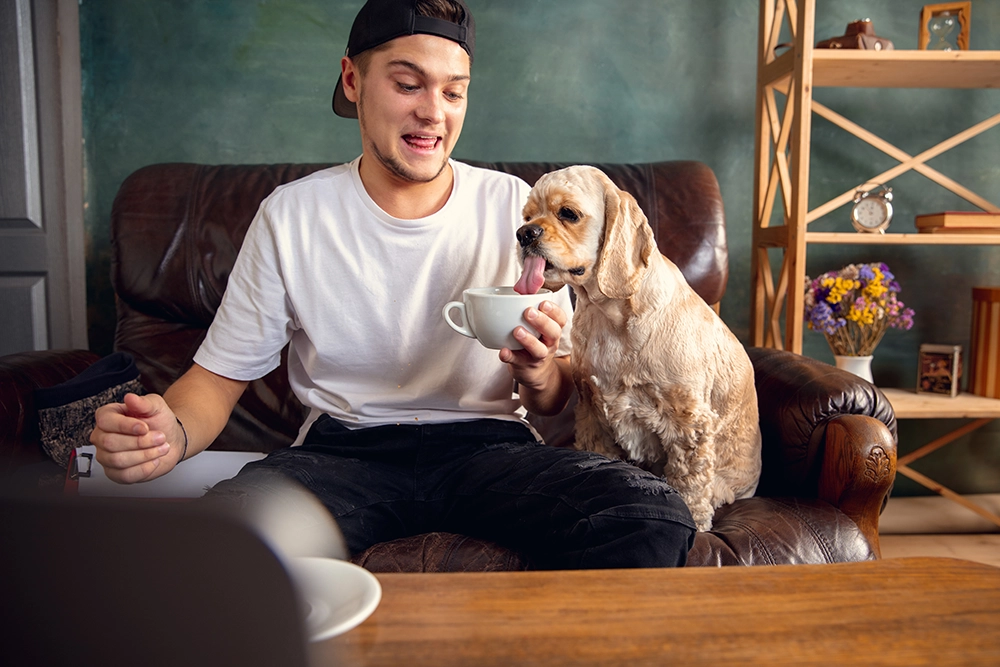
[596, 181, 655, 299]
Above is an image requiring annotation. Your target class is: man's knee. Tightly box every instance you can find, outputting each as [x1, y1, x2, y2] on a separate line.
[564, 460, 697, 569]
[580, 509, 696, 568]
[574, 458, 694, 523]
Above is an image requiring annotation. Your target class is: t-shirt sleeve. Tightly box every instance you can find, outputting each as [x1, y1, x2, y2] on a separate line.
[193, 202, 297, 381]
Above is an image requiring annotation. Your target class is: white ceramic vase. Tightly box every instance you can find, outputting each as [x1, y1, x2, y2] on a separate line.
[834, 354, 874, 383]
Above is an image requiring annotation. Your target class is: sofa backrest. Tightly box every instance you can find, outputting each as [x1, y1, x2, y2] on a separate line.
[110, 161, 727, 451]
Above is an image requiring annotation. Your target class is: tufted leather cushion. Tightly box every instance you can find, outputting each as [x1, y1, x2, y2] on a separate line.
[685, 498, 875, 566]
[353, 532, 529, 572]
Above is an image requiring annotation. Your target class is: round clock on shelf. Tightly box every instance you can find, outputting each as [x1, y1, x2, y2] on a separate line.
[851, 185, 894, 233]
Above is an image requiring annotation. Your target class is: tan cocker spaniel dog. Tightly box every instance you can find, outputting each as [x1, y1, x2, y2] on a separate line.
[515, 165, 761, 531]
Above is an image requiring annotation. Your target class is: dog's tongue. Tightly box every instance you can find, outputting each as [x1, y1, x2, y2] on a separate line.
[514, 255, 547, 295]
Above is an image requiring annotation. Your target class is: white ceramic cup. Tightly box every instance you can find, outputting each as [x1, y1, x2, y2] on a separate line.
[442, 287, 553, 350]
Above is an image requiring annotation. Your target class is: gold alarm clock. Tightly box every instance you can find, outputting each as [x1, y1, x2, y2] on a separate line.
[851, 186, 893, 233]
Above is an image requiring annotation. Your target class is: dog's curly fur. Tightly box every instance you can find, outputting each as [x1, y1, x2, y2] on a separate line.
[517, 165, 761, 530]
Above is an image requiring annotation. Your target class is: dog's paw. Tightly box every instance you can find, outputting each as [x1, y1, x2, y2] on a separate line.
[688, 501, 716, 532]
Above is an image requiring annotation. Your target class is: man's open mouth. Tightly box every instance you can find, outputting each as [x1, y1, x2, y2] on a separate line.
[403, 134, 440, 150]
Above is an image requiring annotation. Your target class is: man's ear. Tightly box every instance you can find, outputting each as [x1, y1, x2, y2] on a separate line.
[341, 56, 360, 104]
[596, 183, 655, 299]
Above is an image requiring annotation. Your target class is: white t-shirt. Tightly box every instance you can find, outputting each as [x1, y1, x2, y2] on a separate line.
[194, 157, 573, 443]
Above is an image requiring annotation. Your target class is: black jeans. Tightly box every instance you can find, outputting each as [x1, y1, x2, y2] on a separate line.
[207, 416, 695, 569]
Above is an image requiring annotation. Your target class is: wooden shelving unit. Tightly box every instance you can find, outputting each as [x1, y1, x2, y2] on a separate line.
[750, 1, 1000, 526]
[880, 388, 1000, 529]
[750, 0, 1000, 353]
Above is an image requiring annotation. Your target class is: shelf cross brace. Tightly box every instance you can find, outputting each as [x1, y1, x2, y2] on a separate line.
[806, 102, 1000, 223]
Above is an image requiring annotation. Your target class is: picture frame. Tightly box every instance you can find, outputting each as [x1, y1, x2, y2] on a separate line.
[919, 2, 971, 50]
[917, 344, 962, 398]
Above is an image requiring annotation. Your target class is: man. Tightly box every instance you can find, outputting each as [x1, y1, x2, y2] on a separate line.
[91, 0, 695, 569]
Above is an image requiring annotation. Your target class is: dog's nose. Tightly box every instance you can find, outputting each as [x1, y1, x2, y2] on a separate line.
[517, 224, 544, 248]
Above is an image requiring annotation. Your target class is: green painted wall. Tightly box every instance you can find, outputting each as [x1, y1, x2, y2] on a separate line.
[80, 0, 1000, 495]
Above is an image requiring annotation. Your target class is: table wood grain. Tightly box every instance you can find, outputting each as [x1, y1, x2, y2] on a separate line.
[311, 558, 1000, 666]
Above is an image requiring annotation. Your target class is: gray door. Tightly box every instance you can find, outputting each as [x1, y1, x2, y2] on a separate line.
[0, 0, 87, 356]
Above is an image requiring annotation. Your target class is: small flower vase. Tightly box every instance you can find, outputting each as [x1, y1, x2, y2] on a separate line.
[834, 355, 874, 383]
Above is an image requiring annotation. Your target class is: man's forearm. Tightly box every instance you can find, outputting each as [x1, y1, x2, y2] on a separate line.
[163, 363, 248, 459]
[518, 356, 574, 417]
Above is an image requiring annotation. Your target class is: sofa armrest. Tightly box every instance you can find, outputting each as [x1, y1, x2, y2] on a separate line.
[747, 348, 898, 557]
[0, 350, 101, 473]
[748, 347, 896, 496]
[817, 413, 896, 557]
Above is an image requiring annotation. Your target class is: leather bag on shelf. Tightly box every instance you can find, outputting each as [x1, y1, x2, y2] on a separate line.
[817, 19, 894, 50]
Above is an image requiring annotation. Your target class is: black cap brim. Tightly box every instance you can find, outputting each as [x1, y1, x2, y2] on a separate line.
[332, 74, 358, 119]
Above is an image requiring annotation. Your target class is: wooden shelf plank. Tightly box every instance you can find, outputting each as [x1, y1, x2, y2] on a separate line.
[812, 50, 1000, 89]
[880, 388, 1000, 419]
[805, 231, 1000, 245]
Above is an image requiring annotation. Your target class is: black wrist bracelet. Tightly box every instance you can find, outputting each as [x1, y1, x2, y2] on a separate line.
[175, 416, 188, 463]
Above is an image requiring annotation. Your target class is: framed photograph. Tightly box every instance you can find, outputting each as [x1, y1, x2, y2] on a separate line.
[917, 344, 962, 397]
[919, 2, 971, 50]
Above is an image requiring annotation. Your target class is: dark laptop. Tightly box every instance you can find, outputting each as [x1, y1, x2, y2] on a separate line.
[0, 494, 310, 667]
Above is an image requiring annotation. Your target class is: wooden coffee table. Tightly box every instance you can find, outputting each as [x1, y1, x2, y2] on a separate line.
[311, 557, 1000, 666]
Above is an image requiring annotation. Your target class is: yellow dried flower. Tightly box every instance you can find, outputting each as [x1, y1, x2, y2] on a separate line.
[825, 277, 858, 305]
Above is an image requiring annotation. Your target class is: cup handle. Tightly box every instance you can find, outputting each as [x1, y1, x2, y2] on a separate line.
[443, 301, 477, 339]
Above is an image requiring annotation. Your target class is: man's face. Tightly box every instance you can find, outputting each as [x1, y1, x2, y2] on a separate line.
[344, 34, 470, 185]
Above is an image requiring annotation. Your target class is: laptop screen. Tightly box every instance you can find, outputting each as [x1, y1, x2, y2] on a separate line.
[0, 494, 310, 667]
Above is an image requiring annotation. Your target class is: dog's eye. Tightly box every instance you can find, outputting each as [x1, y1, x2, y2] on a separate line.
[558, 207, 579, 223]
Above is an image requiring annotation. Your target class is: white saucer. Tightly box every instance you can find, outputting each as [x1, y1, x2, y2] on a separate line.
[286, 557, 382, 641]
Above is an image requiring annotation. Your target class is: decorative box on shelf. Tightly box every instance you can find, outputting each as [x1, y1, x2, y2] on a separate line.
[917, 344, 962, 398]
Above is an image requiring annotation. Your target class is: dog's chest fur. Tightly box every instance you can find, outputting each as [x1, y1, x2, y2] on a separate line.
[570, 293, 689, 465]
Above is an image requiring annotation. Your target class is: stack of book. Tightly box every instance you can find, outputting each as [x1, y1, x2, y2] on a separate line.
[915, 211, 1000, 234]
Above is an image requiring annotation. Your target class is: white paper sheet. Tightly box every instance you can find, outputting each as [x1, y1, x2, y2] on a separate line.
[76, 445, 266, 498]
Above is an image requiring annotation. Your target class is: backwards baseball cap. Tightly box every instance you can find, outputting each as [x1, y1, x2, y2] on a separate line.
[332, 0, 476, 118]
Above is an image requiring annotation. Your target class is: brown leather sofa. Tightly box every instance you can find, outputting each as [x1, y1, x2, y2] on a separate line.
[0, 160, 898, 569]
